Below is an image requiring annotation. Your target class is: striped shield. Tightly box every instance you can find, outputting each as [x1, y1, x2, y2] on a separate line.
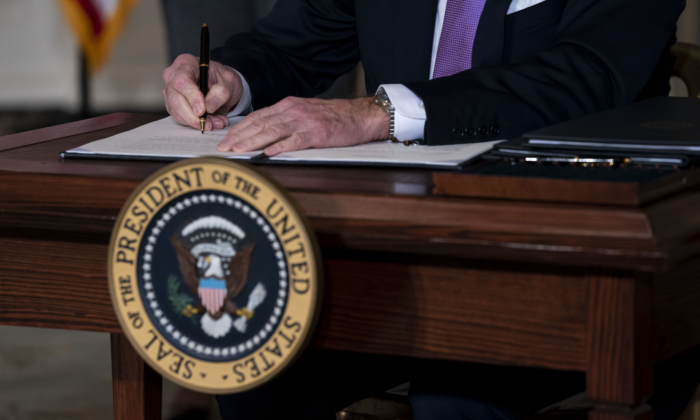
[198, 278, 227, 314]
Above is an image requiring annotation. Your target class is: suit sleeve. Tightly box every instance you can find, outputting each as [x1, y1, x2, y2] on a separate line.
[404, 0, 685, 145]
[210, 0, 359, 111]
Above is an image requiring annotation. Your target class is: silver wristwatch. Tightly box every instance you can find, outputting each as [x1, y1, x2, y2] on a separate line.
[374, 87, 397, 142]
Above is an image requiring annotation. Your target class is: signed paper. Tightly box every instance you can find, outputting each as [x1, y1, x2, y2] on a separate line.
[64, 117, 503, 168]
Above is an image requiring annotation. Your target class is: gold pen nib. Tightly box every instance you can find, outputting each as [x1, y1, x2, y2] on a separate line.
[199, 118, 205, 134]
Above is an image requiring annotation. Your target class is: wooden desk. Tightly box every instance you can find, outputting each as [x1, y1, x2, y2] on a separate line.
[1, 114, 699, 420]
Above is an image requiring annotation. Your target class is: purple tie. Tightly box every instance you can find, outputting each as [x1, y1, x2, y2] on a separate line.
[432, 0, 487, 79]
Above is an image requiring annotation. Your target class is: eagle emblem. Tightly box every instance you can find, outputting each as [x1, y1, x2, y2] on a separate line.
[171, 215, 266, 339]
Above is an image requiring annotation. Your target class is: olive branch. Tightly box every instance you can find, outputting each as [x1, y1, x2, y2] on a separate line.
[167, 274, 199, 325]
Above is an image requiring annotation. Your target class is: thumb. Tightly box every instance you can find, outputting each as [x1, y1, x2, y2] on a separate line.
[206, 83, 234, 114]
[207, 62, 244, 114]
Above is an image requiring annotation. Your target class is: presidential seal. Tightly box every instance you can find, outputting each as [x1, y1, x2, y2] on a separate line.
[108, 158, 321, 394]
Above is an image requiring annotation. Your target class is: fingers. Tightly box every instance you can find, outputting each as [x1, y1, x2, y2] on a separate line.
[164, 85, 202, 129]
[264, 132, 314, 156]
[163, 54, 239, 129]
[232, 97, 303, 132]
[208, 115, 230, 130]
[174, 72, 206, 116]
[213, 96, 369, 156]
[162, 54, 203, 129]
[213, 98, 298, 144]
[217, 116, 298, 152]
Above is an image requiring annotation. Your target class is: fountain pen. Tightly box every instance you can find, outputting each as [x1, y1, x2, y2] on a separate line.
[199, 24, 209, 134]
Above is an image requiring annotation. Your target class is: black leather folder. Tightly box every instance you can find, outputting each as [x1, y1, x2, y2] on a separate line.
[493, 138, 689, 166]
[523, 97, 700, 155]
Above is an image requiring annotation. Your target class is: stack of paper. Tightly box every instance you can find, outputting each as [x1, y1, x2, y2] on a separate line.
[62, 117, 503, 169]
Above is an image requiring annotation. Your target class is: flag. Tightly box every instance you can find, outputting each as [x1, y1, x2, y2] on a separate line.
[57, 0, 139, 73]
[198, 278, 228, 314]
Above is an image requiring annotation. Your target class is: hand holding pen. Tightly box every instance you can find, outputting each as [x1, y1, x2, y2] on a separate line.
[162, 25, 244, 133]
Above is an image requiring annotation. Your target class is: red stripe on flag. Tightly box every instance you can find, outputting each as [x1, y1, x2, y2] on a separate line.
[217, 289, 225, 312]
[200, 288, 226, 314]
[76, 0, 104, 35]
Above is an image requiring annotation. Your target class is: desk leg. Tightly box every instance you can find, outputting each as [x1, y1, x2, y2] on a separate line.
[111, 333, 162, 420]
[587, 272, 653, 420]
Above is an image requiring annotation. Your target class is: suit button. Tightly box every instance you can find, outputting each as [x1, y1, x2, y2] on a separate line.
[466, 127, 477, 138]
[479, 126, 490, 138]
[491, 124, 500, 138]
[452, 128, 460, 138]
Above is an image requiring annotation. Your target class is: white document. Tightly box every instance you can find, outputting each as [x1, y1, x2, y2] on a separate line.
[65, 117, 503, 168]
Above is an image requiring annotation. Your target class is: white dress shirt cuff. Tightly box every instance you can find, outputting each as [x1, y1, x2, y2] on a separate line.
[378, 84, 426, 141]
[226, 69, 253, 117]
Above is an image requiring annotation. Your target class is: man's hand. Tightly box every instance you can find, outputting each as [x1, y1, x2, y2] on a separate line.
[216, 96, 390, 156]
[162, 54, 244, 131]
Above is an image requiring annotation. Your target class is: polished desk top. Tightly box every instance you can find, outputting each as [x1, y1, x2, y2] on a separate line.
[0, 113, 698, 273]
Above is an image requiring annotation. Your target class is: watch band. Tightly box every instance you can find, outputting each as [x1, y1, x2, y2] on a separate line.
[374, 87, 397, 142]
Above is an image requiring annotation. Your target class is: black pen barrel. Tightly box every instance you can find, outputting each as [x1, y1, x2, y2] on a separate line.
[199, 65, 209, 97]
[198, 24, 210, 132]
[199, 24, 209, 97]
[200, 24, 210, 64]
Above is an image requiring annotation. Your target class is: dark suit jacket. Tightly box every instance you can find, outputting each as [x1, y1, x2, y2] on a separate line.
[211, 0, 685, 144]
